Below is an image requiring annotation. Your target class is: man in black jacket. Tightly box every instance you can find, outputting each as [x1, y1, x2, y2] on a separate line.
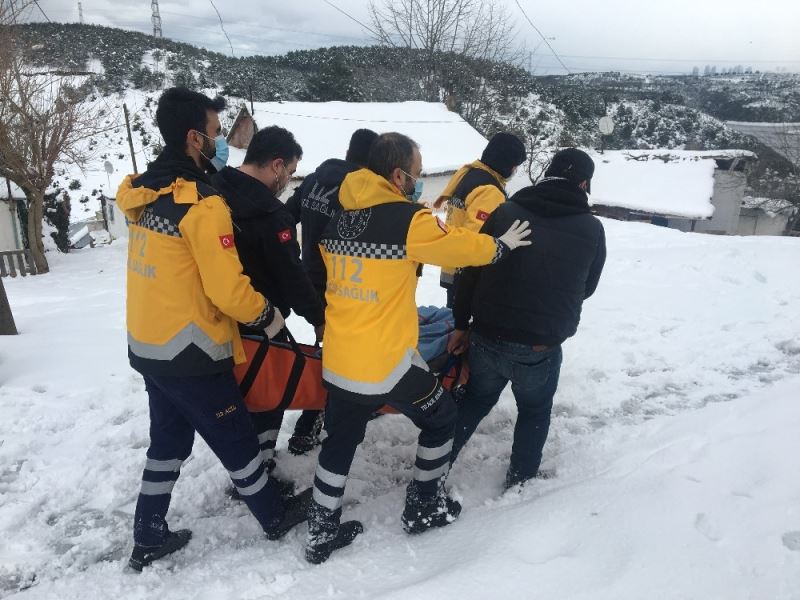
[211, 126, 325, 483]
[448, 148, 606, 489]
[285, 128, 378, 296]
[283, 128, 378, 455]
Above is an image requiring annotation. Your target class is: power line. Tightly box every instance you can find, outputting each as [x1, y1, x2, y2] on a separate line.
[253, 108, 472, 124]
[513, 0, 569, 74]
[320, 0, 379, 39]
[32, 0, 51, 22]
[537, 53, 800, 65]
[207, 0, 234, 57]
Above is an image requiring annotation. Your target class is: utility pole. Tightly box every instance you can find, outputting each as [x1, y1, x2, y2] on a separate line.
[78, 2, 84, 24]
[151, 0, 162, 38]
[123, 104, 139, 174]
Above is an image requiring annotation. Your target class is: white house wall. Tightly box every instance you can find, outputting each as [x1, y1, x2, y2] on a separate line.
[693, 170, 746, 235]
[0, 200, 23, 251]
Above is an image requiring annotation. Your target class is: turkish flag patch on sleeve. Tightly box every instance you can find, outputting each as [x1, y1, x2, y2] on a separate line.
[277, 229, 292, 243]
[476, 210, 490, 222]
[219, 233, 235, 249]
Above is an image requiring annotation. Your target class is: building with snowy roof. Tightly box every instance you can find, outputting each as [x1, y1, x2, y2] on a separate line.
[588, 150, 758, 235]
[226, 101, 490, 202]
[737, 197, 798, 236]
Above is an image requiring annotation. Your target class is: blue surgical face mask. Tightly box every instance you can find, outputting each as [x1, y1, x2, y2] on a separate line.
[197, 131, 229, 171]
[401, 169, 424, 202]
[210, 135, 229, 171]
[410, 179, 423, 202]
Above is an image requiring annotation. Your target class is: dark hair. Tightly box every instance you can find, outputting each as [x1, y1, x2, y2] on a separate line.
[345, 128, 379, 166]
[367, 132, 418, 180]
[156, 87, 226, 150]
[244, 126, 303, 167]
[544, 148, 595, 192]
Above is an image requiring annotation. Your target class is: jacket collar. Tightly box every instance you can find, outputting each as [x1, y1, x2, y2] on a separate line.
[339, 168, 409, 210]
[215, 167, 283, 219]
[510, 177, 591, 217]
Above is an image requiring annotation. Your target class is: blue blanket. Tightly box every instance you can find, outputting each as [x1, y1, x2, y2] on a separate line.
[417, 305, 454, 362]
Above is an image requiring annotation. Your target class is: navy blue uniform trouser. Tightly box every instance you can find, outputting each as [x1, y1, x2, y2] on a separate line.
[451, 333, 563, 481]
[133, 371, 284, 547]
[311, 365, 457, 514]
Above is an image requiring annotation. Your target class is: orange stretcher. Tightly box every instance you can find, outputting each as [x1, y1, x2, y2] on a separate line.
[234, 329, 468, 413]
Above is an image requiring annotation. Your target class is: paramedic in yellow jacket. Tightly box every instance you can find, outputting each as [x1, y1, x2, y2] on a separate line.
[116, 87, 309, 572]
[304, 132, 532, 564]
[435, 132, 527, 307]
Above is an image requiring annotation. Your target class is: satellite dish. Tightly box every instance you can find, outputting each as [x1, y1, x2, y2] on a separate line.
[104, 161, 114, 174]
[599, 116, 615, 135]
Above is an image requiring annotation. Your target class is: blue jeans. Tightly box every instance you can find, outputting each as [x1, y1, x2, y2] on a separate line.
[451, 333, 563, 484]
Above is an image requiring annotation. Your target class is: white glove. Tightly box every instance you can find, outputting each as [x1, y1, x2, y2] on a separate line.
[497, 220, 532, 250]
[263, 307, 285, 339]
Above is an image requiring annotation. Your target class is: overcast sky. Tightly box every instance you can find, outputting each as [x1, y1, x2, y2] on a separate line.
[25, 0, 800, 75]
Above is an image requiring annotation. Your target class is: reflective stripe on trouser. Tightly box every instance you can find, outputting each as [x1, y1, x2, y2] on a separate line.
[139, 457, 186, 496]
[133, 373, 285, 546]
[413, 438, 453, 490]
[312, 463, 349, 511]
[314, 364, 458, 524]
[250, 410, 285, 470]
[228, 451, 270, 497]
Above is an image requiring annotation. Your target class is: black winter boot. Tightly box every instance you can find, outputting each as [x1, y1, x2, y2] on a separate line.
[288, 411, 325, 455]
[264, 487, 313, 541]
[305, 500, 363, 564]
[503, 467, 556, 491]
[401, 483, 461, 535]
[128, 529, 192, 572]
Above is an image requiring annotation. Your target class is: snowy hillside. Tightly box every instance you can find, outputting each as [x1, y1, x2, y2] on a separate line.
[1, 218, 798, 598]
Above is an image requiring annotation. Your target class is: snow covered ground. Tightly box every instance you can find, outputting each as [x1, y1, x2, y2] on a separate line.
[1, 219, 799, 599]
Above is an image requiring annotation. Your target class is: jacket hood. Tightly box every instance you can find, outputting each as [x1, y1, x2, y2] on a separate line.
[212, 167, 282, 221]
[116, 147, 212, 221]
[439, 160, 506, 200]
[339, 168, 409, 210]
[510, 177, 591, 218]
[314, 158, 360, 188]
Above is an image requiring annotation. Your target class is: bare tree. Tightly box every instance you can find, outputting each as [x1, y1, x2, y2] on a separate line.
[0, 276, 17, 335]
[0, 3, 102, 273]
[368, 0, 520, 102]
[757, 124, 800, 232]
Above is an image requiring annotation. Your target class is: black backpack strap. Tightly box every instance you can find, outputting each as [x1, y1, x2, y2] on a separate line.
[275, 327, 307, 412]
[239, 336, 270, 398]
[451, 168, 506, 207]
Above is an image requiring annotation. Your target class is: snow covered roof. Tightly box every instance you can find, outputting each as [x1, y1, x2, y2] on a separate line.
[742, 196, 797, 216]
[589, 150, 755, 219]
[227, 101, 489, 177]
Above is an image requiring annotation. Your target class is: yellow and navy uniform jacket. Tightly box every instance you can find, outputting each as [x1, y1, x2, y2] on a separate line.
[116, 152, 273, 377]
[438, 160, 507, 288]
[320, 168, 506, 396]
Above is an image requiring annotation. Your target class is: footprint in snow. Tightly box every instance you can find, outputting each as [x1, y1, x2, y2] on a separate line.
[694, 512, 722, 542]
[782, 531, 800, 552]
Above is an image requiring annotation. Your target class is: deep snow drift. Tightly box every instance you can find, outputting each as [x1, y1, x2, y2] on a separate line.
[1, 218, 799, 599]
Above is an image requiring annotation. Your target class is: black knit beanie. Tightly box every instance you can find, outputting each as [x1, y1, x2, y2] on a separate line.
[480, 133, 527, 178]
[544, 148, 595, 193]
[346, 128, 379, 166]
